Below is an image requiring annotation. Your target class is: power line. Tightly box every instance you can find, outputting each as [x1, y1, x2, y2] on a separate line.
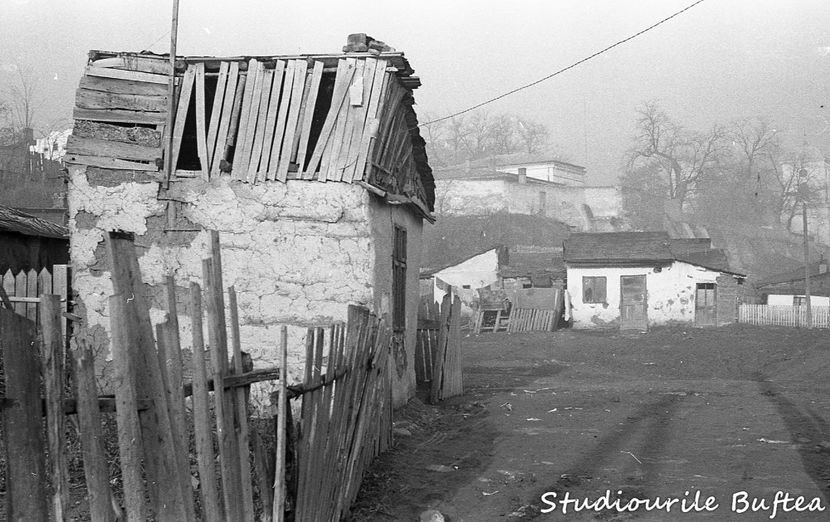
[419, 0, 707, 128]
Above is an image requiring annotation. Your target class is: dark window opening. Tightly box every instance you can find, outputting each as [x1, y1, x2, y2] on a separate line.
[583, 276, 606, 304]
[393, 226, 407, 332]
[172, 64, 338, 177]
[462, 284, 471, 289]
[176, 74, 218, 170]
[304, 72, 336, 173]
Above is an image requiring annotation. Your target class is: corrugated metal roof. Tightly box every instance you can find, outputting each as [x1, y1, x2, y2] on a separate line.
[0, 205, 69, 239]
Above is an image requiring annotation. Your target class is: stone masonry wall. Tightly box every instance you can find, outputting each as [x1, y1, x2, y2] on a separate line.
[69, 166, 377, 399]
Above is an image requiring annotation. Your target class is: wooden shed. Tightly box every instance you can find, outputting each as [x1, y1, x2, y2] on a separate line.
[65, 36, 434, 405]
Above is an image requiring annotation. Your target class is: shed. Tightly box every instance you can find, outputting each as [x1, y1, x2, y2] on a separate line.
[0, 204, 69, 273]
[64, 36, 434, 405]
[564, 232, 746, 330]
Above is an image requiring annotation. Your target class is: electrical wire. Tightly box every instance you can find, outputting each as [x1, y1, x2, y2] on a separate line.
[418, 0, 707, 128]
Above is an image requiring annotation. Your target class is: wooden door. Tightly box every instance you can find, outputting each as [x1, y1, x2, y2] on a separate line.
[620, 275, 647, 330]
[695, 283, 717, 326]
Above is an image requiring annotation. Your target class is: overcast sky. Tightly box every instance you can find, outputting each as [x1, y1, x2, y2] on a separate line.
[1, 0, 828, 184]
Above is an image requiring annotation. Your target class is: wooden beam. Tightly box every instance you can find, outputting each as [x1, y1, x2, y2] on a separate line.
[85, 66, 170, 84]
[72, 107, 166, 125]
[63, 154, 160, 172]
[76, 89, 167, 112]
[66, 135, 162, 163]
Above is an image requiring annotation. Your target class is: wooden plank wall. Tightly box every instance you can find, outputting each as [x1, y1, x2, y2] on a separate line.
[66, 54, 408, 187]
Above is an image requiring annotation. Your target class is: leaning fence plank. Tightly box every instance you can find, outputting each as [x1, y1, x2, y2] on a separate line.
[74, 338, 121, 522]
[228, 286, 255, 520]
[53, 264, 69, 341]
[40, 295, 69, 521]
[273, 325, 288, 522]
[298, 60, 323, 178]
[107, 233, 189, 521]
[108, 295, 148, 520]
[169, 65, 196, 174]
[189, 283, 222, 522]
[0, 309, 48, 521]
[25, 268, 37, 320]
[202, 257, 242, 521]
[155, 320, 196, 522]
[14, 269, 26, 315]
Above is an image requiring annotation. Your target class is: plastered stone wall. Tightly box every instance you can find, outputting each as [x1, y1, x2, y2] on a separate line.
[368, 198, 423, 407]
[567, 261, 725, 328]
[436, 179, 508, 215]
[69, 166, 381, 397]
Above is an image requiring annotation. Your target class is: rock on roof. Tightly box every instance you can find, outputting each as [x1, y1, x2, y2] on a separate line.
[0, 205, 68, 239]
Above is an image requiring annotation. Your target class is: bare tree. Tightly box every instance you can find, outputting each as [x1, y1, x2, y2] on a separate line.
[628, 101, 725, 209]
[2, 60, 39, 131]
[516, 118, 549, 154]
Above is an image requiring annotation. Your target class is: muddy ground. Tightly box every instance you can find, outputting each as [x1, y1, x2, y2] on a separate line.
[349, 325, 830, 521]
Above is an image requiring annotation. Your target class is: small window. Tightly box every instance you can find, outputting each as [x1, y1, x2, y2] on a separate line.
[462, 284, 471, 289]
[793, 295, 807, 306]
[583, 276, 606, 303]
[392, 226, 407, 331]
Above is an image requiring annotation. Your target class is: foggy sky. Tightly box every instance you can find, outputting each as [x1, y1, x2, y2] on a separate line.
[1, 0, 828, 185]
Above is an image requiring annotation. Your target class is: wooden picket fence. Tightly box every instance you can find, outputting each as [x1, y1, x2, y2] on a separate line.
[739, 304, 830, 328]
[1, 264, 69, 338]
[506, 308, 558, 333]
[0, 232, 393, 522]
[294, 306, 393, 521]
[414, 294, 462, 403]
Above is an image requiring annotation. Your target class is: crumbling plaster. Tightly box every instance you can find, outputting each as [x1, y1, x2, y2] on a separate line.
[69, 168, 382, 390]
[567, 261, 722, 328]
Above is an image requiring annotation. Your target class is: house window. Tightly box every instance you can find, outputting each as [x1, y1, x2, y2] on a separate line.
[582, 276, 606, 303]
[793, 295, 807, 306]
[393, 226, 407, 332]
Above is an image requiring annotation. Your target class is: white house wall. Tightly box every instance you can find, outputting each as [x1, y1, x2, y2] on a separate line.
[767, 294, 830, 306]
[69, 167, 376, 392]
[368, 197, 424, 407]
[567, 261, 721, 328]
[436, 179, 508, 215]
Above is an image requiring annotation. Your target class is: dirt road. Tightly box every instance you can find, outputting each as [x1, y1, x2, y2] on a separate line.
[350, 325, 830, 521]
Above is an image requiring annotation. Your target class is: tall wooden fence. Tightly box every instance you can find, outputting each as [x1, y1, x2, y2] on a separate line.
[414, 294, 462, 403]
[739, 304, 830, 328]
[0, 232, 392, 522]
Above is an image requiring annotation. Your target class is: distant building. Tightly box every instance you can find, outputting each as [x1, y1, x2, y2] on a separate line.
[433, 161, 624, 232]
[563, 232, 746, 330]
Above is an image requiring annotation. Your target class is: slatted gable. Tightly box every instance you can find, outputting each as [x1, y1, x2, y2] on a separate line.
[66, 51, 433, 213]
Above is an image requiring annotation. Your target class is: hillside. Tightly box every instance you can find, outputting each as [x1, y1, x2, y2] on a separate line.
[421, 212, 572, 272]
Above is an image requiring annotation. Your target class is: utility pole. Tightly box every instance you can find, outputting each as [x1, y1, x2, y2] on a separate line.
[799, 169, 812, 328]
[163, 0, 180, 190]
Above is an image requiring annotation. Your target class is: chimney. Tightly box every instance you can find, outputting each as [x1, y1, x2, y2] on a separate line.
[820, 255, 827, 274]
[518, 167, 527, 184]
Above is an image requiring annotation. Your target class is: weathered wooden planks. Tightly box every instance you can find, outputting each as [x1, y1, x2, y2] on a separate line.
[66, 135, 162, 162]
[85, 65, 169, 84]
[76, 89, 167, 112]
[0, 309, 49, 521]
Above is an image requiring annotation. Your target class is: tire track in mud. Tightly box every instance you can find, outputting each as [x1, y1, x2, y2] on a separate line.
[519, 393, 686, 519]
[753, 373, 830, 505]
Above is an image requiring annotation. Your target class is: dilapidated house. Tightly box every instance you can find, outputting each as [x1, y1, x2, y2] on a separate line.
[65, 36, 434, 406]
[563, 232, 746, 330]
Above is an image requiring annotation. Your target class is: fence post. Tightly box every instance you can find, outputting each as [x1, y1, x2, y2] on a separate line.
[40, 295, 69, 521]
[0, 308, 49, 521]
